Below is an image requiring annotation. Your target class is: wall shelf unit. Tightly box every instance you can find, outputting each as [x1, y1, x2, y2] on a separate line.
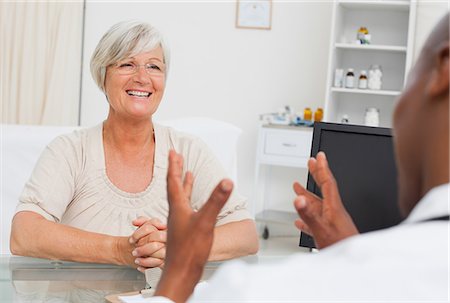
[335, 43, 407, 53]
[339, 0, 410, 11]
[331, 87, 401, 96]
[324, 0, 416, 127]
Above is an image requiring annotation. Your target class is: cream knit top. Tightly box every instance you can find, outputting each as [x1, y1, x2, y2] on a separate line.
[15, 123, 252, 236]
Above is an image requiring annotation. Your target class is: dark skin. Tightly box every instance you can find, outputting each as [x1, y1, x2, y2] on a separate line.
[154, 150, 233, 302]
[292, 152, 359, 249]
[155, 13, 449, 302]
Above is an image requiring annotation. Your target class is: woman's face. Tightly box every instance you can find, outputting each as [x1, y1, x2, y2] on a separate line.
[104, 46, 166, 122]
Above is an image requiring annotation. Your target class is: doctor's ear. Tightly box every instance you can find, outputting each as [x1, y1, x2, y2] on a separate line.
[426, 42, 449, 99]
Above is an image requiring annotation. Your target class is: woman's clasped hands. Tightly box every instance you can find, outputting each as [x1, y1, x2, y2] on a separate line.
[129, 217, 167, 272]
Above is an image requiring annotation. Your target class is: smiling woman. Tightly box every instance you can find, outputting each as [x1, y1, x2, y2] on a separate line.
[104, 48, 166, 123]
[10, 21, 259, 271]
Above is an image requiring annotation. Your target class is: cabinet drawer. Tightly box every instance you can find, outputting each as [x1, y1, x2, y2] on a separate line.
[264, 130, 311, 157]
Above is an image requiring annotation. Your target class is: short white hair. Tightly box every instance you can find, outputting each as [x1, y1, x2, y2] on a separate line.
[90, 20, 170, 93]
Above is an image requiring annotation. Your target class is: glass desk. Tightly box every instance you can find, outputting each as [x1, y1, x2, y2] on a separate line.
[0, 255, 260, 302]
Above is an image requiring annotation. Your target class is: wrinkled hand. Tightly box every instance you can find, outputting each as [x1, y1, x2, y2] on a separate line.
[129, 217, 167, 271]
[155, 150, 233, 303]
[293, 151, 359, 249]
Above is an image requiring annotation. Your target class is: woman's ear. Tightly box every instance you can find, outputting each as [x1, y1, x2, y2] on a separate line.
[426, 42, 449, 99]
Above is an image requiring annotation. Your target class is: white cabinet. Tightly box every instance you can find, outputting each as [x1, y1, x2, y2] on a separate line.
[324, 0, 416, 127]
[253, 125, 313, 239]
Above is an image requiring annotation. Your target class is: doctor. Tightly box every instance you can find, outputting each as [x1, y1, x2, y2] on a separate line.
[152, 12, 449, 302]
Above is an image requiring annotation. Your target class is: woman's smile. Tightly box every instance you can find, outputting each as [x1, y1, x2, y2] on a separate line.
[126, 90, 152, 98]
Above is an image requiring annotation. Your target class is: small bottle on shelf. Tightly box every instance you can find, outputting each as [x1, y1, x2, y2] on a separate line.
[358, 70, 368, 89]
[357, 27, 367, 42]
[368, 65, 383, 90]
[334, 69, 344, 87]
[314, 108, 323, 122]
[365, 107, 380, 127]
[303, 107, 312, 121]
[356, 27, 370, 44]
[345, 68, 355, 89]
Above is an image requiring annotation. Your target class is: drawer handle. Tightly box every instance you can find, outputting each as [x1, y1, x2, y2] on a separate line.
[282, 143, 297, 148]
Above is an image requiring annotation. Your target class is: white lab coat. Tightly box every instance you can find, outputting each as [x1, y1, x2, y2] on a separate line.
[152, 183, 450, 302]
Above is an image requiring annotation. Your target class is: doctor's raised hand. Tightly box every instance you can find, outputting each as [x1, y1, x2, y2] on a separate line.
[292, 151, 359, 249]
[155, 151, 233, 303]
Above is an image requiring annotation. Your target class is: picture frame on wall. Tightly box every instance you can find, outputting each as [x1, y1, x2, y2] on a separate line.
[236, 0, 272, 30]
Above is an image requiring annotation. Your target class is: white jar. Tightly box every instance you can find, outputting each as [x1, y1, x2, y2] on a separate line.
[368, 65, 382, 90]
[365, 107, 380, 127]
[334, 69, 344, 87]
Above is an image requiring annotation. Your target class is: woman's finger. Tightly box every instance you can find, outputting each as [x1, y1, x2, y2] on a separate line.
[136, 230, 167, 247]
[129, 223, 158, 244]
[135, 257, 164, 268]
[150, 247, 166, 259]
[132, 242, 165, 257]
[130, 219, 167, 244]
[132, 216, 151, 227]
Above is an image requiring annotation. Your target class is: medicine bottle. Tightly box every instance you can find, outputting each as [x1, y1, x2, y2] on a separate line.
[364, 107, 380, 127]
[358, 70, 368, 89]
[314, 108, 323, 122]
[303, 107, 312, 121]
[345, 68, 355, 89]
[334, 69, 344, 87]
[368, 65, 383, 90]
[357, 27, 368, 41]
[357, 27, 370, 44]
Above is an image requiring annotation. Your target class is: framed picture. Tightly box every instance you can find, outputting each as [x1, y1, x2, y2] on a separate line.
[236, 0, 272, 30]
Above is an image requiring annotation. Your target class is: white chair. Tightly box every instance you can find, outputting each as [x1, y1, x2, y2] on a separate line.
[1, 118, 241, 255]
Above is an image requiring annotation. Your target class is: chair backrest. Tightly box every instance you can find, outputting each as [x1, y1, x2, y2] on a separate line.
[157, 117, 241, 182]
[0, 118, 241, 255]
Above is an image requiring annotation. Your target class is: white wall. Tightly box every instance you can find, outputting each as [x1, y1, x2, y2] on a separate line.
[80, 1, 333, 204]
[80, 1, 448, 213]
[413, 1, 449, 62]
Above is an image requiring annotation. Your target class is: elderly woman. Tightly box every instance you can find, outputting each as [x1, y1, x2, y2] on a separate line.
[10, 21, 258, 271]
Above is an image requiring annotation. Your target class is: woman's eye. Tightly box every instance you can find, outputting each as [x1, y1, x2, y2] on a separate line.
[147, 64, 161, 70]
[120, 63, 133, 67]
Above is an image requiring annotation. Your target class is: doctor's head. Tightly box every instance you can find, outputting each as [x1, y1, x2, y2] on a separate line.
[393, 12, 449, 216]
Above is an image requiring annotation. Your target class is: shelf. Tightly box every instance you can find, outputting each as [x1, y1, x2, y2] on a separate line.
[256, 210, 299, 225]
[338, 0, 410, 11]
[331, 87, 401, 96]
[335, 43, 407, 53]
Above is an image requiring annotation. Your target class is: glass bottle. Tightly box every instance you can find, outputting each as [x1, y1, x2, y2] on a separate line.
[303, 107, 312, 121]
[345, 68, 355, 89]
[357, 27, 368, 44]
[314, 108, 323, 122]
[365, 107, 380, 127]
[334, 69, 344, 87]
[358, 70, 368, 89]
[368, 65, 383, 90]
